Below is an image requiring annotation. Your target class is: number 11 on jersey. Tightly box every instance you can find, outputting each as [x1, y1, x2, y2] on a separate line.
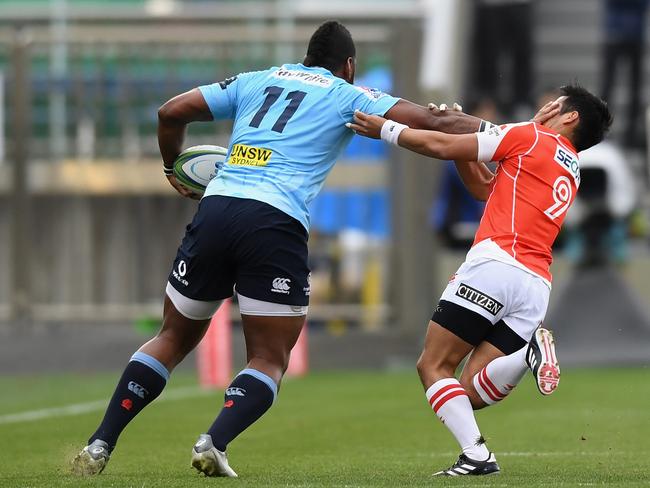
[249, 86, 307, 133]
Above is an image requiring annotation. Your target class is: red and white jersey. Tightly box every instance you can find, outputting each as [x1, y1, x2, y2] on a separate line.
[469, 122, 580, 285]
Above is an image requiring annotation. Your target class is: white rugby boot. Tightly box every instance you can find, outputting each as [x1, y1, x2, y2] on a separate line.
[71, 439, 111, 476]
[191, 434, 238, 477]
[526, 327, 560, 395]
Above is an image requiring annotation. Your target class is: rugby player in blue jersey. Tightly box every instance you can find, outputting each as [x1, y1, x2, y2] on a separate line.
[72, 20, 555, 478]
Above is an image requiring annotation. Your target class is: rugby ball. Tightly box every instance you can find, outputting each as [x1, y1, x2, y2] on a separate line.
[173, 145, 228, 194]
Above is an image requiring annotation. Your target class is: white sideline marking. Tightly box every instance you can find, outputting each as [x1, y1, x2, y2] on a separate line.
[428, 451, 623, 458]
[500, 451, 606, 457]
[0, 386, 212, 425]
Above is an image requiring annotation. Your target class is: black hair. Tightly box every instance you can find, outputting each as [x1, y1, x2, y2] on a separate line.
[303, 20, 356, 73]
[559, 84, 613, 152]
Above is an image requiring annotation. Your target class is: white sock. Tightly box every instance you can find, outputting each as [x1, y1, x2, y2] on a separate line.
[473, 346, 527, 406]
[426, 378, 490, 461]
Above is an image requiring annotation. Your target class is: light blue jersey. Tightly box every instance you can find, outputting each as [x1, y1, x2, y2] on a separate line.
[198, 63, 400, 230]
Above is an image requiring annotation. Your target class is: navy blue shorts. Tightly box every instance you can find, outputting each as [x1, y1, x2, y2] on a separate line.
[168, 195, 310, 306]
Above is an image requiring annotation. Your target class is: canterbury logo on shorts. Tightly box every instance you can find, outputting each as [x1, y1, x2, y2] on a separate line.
[272, 277, 291, 294]
[455, 283, 504, 315]
[228, 144, 273, 166]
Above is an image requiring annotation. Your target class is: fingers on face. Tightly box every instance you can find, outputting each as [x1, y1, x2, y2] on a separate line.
[546, 101, 561, 112]
[540, 106, 560, 120]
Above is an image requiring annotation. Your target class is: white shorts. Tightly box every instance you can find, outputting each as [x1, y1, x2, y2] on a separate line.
[433, 258, 550, 354]
[166, 282, 308, 320]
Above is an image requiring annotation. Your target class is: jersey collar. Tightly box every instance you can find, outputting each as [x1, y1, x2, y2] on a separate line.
[536, 123, 578, 154]
[558, 134, 577, 154]
[291, 63, 334, 76]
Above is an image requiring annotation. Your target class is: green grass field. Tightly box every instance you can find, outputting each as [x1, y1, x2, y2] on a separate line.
[1, 367, 649, 487]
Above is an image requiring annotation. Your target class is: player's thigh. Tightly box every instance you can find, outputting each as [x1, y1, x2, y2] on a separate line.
[421, 259, 522, 383]
[233, 205, 310, 375]
[234, 202, 310, 313]
[489, 271, 551, 348]
[168, 196, 240, 308]
[459, 269, 550, 392]
[428, 259, 512, 351]
[227, 201, 312, 382]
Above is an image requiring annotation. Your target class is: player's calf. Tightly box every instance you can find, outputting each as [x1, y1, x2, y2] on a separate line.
[193, 312, 303, 473]
[419, 322, 492, 463]
[83, 352, 169, 456]
[459, 378, 490, 410]
[471, 363, 517, 407]
[470, 346, 528, 407]
[71, 296, 211, 475]
[204, 368, 277, 452]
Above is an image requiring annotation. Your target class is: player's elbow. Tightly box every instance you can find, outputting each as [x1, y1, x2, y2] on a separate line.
[469, 184, 491, 202]
[158, 99, 185, 125]
[468, 177, 493, 201]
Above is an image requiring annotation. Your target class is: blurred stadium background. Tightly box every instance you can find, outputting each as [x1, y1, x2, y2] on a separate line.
[0, 0, 649, 374]
[2, 1, 650, 486]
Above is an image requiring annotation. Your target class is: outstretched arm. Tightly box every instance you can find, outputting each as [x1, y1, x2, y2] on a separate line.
[348, 111, 479, 161]
[383, 98, 561, 135]
[157, 88, 213, 199]
[384, 99, 486, 134]
[374, 100, 560, 200]
[348, 110, 496, 199]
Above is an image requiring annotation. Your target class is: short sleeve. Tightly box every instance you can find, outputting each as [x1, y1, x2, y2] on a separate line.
[337, 84, 400, 121]
[198, 72, 258, 120]
[476, 123, 536, 163]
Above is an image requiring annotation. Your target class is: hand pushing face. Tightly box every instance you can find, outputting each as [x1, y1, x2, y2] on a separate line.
[532, 99, 563, 126]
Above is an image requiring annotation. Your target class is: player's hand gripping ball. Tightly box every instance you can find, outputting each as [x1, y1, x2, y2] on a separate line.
[172, 145, 228, 197]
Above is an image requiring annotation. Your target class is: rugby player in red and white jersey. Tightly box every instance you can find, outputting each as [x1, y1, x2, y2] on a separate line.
[349, 84, 612, 476]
